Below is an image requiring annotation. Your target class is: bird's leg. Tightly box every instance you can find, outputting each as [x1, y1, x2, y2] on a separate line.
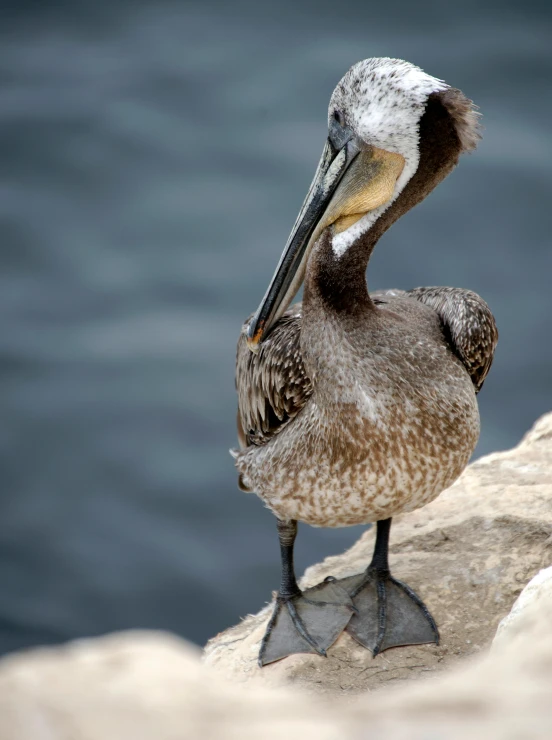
[334, 518, 439, 656]
[258, 519, 356, 667]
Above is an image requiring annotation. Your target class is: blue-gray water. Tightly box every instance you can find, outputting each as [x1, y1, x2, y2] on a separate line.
[1, 1, 551, 653]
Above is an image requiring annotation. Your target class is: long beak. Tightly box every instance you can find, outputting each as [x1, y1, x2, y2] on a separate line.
[246, 128, 405, 351]
[246, 126, 359, 350]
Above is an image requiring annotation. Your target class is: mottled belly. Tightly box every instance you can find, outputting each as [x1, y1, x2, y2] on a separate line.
[236, 394, 479, 528]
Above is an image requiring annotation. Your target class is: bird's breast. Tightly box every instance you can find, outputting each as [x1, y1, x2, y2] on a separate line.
[236, 359, 479, 527]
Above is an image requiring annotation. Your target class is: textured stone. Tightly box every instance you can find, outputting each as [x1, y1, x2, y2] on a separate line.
[493, 565, 552, 648]
[0, 564, 551, 739]
[0, 631, 344, 740]
[0, 414, 551, 739]
[205, 412, 552, 693]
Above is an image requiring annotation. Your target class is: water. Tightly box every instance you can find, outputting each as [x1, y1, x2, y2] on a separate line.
[0, 0, 551, 653]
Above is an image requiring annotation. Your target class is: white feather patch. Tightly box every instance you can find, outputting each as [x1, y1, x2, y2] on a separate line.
[328, 58, 447, 259]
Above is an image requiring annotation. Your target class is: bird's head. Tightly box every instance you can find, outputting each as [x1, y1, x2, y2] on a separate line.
[247, 58, 481, 351]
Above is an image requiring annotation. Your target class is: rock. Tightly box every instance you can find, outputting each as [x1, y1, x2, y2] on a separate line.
[0, 576, 552, 739]
[493, 565, 552, 648]
[0, 413, 550, 740]
[345, 581, 552, 739]
[0, 631, 345, 740]
[204, 411, 552, 692]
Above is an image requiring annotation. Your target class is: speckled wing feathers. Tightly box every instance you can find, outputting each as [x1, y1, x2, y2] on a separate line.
[407, 287, 498, 392]
[374, 287, 498, 393]
[236, 304, 312, 448]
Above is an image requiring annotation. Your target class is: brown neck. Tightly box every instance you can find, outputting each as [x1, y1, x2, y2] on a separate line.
[304, 92, 465, 316]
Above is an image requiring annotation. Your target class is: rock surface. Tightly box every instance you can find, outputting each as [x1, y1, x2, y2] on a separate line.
[0, 413, 551, 740]
[205, 412, 552, 692]
[0, 631, 347, 740]
[0, 558, 551, 738]
[493, 564, 552, 648]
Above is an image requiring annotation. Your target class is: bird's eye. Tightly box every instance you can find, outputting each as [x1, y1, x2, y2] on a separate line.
[333, 109, 344, 127]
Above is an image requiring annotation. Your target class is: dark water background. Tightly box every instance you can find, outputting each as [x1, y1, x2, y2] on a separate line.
[1, 0, 551, 653]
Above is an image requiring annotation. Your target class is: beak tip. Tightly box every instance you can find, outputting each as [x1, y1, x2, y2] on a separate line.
[246, 321, 264, 354]
[246, 338, 261, 354]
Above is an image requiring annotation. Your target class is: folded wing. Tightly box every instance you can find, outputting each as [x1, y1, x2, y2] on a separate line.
[373, 286, 498, 393]
[236, 303, 312, 448]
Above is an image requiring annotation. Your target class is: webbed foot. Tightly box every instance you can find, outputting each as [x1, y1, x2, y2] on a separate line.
[337, 567, 439, 655]
[258, 578, 356, 666]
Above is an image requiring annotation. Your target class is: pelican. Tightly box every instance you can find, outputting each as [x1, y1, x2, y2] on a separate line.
[233, 58, 498, 666]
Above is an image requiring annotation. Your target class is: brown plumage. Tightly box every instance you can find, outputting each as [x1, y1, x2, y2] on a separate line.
[400, 287, 498, 393]
[236, 287, 497, 453]
[232, 68, 499, 526]
[230, 57, 499, 664]
[236, 307, 309, 450]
